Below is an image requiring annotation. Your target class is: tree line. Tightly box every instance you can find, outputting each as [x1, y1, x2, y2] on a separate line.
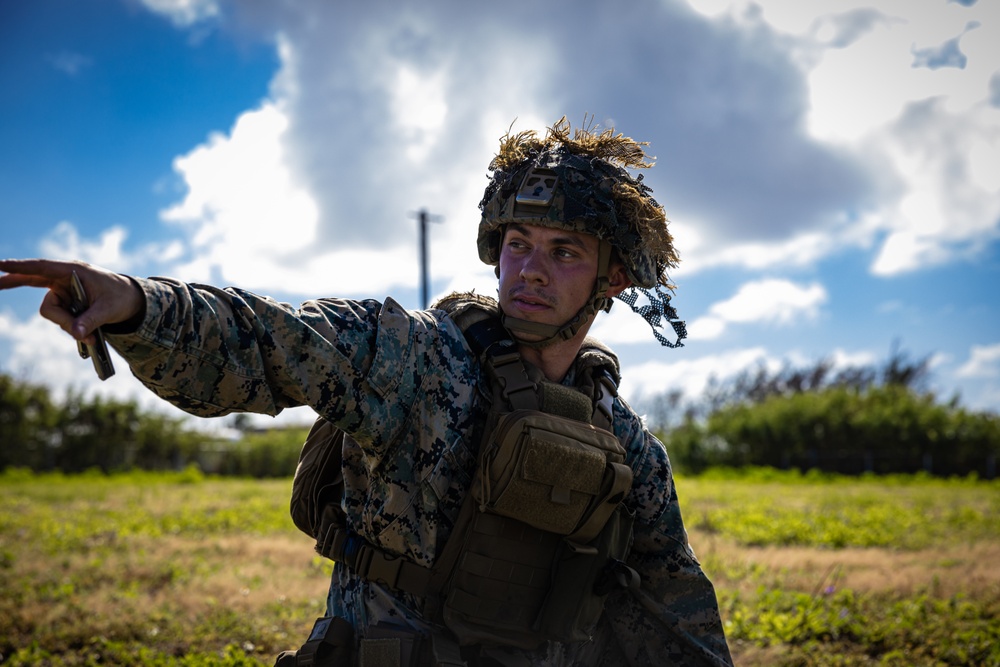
[2, 344, 999, 478]
[649, 347, 1000, 477]
[0, 374, 304, 477]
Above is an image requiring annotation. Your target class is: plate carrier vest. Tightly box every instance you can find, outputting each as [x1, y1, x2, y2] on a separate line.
[288, 293, 640, 658]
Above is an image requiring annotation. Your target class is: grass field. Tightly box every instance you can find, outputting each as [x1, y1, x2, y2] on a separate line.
[1, 466, 998, 666]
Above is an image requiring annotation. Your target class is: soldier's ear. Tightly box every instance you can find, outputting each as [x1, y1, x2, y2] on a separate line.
[606, 262, 631, 299]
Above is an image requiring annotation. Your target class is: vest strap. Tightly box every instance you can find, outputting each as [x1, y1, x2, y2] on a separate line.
[315, 523, 435, 597]
[487, 350, 537, 411]
[567, 461, 632, 544]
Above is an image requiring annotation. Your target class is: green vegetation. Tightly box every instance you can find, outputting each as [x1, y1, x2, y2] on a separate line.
[1, 374, 215, 473]
[723, 590, 1000, 666]
[667, 385, 999, 476]
[1, 469, 997, 666]
[682, 467, 1000, 550]
[5, 344, 1000, 480]
[0, 373, 307, 478]
[650, 349, 1000, 477]
[210, 429, 308, 479]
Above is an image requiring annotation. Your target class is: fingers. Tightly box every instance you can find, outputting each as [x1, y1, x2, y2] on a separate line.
[77, 277, 138, 340]
[2, 258, 79, 334]
[38, 282, 105, 344]
[38, 289, 86, 341]
[0, 258, 75, 290]
[2, 258, 145, 342]
[0, 273, 60, 290]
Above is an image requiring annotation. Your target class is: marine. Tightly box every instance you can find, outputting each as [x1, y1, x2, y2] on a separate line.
[0, 117, 734, 666]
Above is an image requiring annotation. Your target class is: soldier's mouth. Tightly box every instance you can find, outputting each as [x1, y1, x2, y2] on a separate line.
[508, 289, 555, 314]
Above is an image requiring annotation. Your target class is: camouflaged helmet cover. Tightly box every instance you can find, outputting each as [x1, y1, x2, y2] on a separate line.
[478, 117, 679, 289]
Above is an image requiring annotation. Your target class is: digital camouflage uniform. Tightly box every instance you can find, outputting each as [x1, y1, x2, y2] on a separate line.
[106, 276, 733, 666]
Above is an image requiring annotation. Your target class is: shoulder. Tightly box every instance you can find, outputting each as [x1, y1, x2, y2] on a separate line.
[298, 295, 471, 354]
[299, 295, 479, 391]
[577, 335, 621, 385]
[370, 296, 479, 374]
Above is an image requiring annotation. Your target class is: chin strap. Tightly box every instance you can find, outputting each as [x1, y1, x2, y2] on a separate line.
[501, 240, 614, 349]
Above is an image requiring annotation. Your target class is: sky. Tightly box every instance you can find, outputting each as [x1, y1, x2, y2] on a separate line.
[0, 0, 998, 431]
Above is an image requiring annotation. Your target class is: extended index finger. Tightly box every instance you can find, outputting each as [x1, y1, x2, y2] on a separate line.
[0, 258, 75, 290]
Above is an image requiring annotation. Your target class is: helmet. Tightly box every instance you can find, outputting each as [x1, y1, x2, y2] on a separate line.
[478, 117, 686, 348]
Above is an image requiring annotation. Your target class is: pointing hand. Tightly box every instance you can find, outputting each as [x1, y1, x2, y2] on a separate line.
[0, 258, 144, 346]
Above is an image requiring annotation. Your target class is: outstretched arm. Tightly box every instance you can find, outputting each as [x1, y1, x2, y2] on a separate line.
[0, 258, 145, 345]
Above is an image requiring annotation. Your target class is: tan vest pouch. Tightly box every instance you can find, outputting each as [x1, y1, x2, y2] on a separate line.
[473, 410, 631, 539]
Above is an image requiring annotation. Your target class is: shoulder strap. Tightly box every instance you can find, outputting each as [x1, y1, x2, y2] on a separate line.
[437, 293, 539, 412]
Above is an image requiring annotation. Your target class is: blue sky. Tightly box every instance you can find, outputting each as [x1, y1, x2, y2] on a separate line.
[1, 0, 998, 429]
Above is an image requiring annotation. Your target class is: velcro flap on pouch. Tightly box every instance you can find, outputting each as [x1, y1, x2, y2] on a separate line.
[492, 430, 606, 535]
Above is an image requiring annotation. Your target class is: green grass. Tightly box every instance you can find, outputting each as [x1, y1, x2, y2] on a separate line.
[680, 467, 1000, 550]
[0, 472, 292, 555]
[680, 468, 1000, 666]
[1, 467, 998, 666]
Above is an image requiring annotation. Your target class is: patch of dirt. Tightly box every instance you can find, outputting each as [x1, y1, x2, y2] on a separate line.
[692, 530, 1000, 600]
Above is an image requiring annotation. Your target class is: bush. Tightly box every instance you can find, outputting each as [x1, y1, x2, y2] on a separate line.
[209, 427, 309, 478]
[0, 373, 216, 474]
[0, 375, 57, 469]
[664, 385, 1000, 477]
[0, 370, 319, 477]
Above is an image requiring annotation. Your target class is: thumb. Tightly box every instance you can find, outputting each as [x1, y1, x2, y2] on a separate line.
[71, 301, 117, 344]
[71, 316, 95, 343]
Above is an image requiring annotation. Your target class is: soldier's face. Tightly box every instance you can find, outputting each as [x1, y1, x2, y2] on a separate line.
[497, 223, 601, 328]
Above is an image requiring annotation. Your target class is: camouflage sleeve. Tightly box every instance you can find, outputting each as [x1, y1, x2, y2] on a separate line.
[606, 401, 734, 667]
[105, 277, 431, 458]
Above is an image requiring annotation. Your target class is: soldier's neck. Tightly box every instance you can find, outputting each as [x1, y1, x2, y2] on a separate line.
[516, 324, 591, 383]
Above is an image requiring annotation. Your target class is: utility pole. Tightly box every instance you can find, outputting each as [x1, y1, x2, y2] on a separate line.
[412, 209, 443, 309]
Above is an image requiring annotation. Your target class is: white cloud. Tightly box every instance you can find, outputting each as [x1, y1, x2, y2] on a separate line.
[957, 343, 1000, 379]
[37, 222, 185, 274]
[266, 5, 557, 253]
[115, 0, 998, 290]
[618, 346, 780, 404]
[800, 1, 992, 141]
[682, 0, 999, 278]
[678, 223, 868, 275]
[618, 343, 892, 409]
[828, 347, 878, 371]
[193, 0, 878, 285]
[152, 0, 988, 290]
[589, 304, 660, 346]
[389, 65, 449, 163]
[160, 102, 328, 290]
[155, 91, 503, 300]
[147, 8, 564, 300]
[870, 98, 1000, 275]
[687, 279, 827, 341]
[39, 222, 131, 268]
[139, 0, 219, 27]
